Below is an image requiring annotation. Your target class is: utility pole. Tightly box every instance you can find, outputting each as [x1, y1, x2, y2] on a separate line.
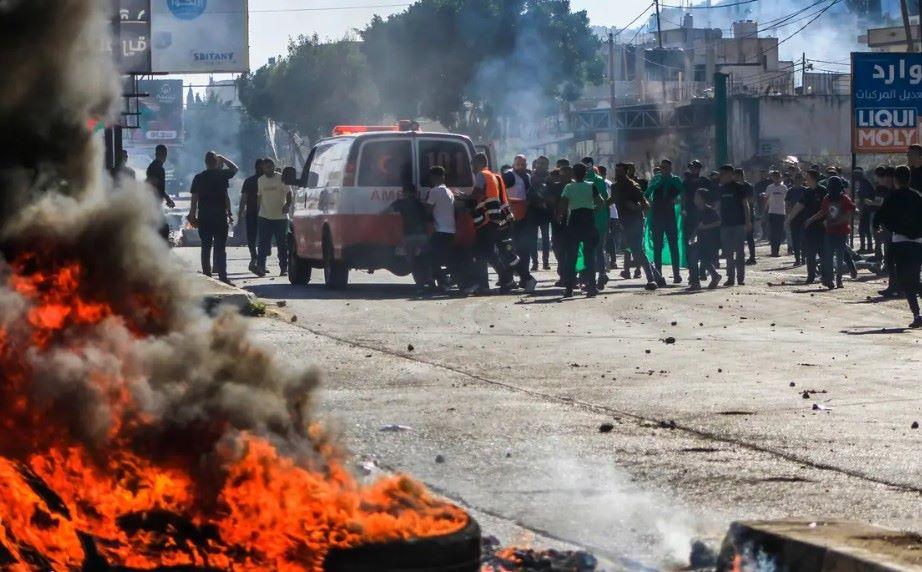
[802, 52, 807, 94]
[609, 32, 617, 162]
[714, 72, 729, 166]
[654, 0, 664, 49]
[654, 0, 667, 102]
[900, 0, 916, 52]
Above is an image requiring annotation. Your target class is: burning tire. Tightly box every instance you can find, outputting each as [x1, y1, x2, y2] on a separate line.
[323, 517, 481, 572]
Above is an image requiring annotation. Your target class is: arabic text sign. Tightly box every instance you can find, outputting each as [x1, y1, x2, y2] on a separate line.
[125, 79, 184, 146]
[852, 52, 922, 153]
[150, 0, 249, 73]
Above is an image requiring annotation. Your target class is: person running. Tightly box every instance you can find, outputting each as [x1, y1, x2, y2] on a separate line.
[145, 144, 176, 242]
[558, 163, 601, 298]
[764, 170, 788, 257]
[254, 158, 292, 277]
[876, 165, 922, 328]
[188, 151, 238, 284]
[613, 163, 659, 290]
[425, 165, 457, 291]
[717, 165, 751, 286]
[805, 176, 854, 290]
[646, 158, 685, 284]
[239, 158, 265, 272]
[785, 172, 806, 266]
[687, 188, 722, 291]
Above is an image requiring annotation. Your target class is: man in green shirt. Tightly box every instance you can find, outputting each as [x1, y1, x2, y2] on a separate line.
[645, 158, 686, 284]
[558, 163, 602, 298]
[581, 157, 612, 290]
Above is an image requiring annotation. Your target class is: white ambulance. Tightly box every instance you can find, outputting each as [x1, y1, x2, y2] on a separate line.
[286, 124, 481, 289]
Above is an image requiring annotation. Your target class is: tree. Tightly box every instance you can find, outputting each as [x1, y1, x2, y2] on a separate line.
[238, 35, 380, 141]
[360, 0, 603, 140]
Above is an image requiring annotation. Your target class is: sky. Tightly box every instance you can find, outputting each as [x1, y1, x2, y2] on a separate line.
[243, 0, 654, 69]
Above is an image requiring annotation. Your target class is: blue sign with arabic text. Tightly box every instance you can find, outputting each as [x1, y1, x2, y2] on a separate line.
[167, 0, 206, 20]
[853, 52, 922, 153]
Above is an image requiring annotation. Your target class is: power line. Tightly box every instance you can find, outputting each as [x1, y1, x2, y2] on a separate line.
[613, 2, 656, 38]
[660, 0, 759, 8]
[248, 3, 411, 14]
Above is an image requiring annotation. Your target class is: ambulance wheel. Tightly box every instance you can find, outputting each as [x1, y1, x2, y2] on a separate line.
[322, 233, 349, 289]
[288, 235, 311, 285]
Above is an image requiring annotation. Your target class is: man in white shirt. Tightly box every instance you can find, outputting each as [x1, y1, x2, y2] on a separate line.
[763, 170, 788, 257]
[426, 166, 457, 290]
[255, 158, 292, 277]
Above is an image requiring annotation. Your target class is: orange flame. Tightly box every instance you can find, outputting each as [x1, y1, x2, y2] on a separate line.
[0, 256, 467, 570]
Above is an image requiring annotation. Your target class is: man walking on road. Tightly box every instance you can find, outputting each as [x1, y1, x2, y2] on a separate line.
[764, 170, 788, 257]
[188, 151, 238, 284]
[255, 158, 292, 277]
[718, 165, 752, 287]
[239, 158, 265, 273]
[145, 144, 176, 242]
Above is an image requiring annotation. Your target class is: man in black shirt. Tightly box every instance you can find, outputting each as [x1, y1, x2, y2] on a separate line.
[853, 167, 876, 253]
[146, 145, 176, 242]
[908, 144, 922, 192]
[614, 163, 659, 290]
[545, 159, 571, 284]
[735, 168, 757, 264]
[785, 172, 807, 266]
[787, 169, 825, 284]
[718, 165, 751, 286]
[239, 158, 265, 273]
[647, 159, 684, 284]
[188, 151, 239, 284]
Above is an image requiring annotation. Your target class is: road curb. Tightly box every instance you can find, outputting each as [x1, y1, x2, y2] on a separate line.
[186, 272, 255, 312]
[716, 520, 922, 572]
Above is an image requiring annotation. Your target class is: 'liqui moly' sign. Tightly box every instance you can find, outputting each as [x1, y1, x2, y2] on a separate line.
[853, 52, 922, 153]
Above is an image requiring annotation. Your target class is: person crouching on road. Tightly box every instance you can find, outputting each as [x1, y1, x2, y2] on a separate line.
[558, 163, 601, 298]
[254, 158, 292, 277]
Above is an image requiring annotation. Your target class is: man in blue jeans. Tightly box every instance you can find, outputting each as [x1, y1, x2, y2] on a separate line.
[805, 177, 855, 289]
[188, 151, 238, 284]
[255, 158, 293, 277]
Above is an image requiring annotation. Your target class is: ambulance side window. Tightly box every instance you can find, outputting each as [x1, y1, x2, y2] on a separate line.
[357, 140, 412, 187]
[306, 143, 333, 189]
[418, 139, 473, 188]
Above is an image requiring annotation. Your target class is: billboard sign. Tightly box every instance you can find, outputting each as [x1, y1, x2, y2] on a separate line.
[114, 0, 152, 73]
[151, 0, 249, 73]
[852, 52, 922, 153]
[125, 79, 184, 147]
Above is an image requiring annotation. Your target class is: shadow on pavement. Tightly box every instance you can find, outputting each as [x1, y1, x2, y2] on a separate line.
[246, 282, 422, 301]
[840, 327, 910, 335]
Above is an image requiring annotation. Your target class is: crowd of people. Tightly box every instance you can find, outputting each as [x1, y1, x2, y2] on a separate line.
[386, 147, 922, 328]
[166, 141, 922, 328]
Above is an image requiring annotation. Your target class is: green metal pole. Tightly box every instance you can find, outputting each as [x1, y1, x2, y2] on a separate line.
[714, 72, 729, 166]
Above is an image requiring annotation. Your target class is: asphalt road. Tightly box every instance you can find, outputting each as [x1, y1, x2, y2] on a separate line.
[173, 244, 921, 569]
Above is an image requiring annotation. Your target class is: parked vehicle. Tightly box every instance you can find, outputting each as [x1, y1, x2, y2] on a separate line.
[286, 124, 478, 289]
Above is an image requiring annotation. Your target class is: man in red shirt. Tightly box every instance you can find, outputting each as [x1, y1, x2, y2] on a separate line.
[805, 177, 855, 289]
